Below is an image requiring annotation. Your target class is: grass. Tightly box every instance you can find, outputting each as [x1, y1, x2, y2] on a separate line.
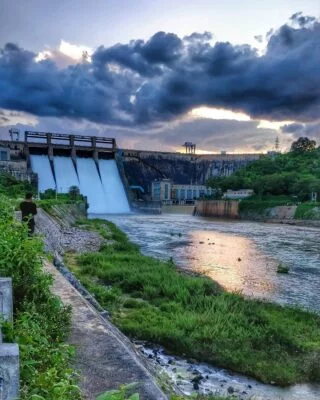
[0, 194, 81, 399]
[65, 218, 320, 387]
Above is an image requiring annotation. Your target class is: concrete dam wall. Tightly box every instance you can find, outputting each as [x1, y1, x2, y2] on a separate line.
[122, 150, 262, 193]
[194, 200, 239, 218]
[1, 131, 130, 214]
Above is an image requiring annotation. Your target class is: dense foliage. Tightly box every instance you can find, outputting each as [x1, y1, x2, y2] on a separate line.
[0, 172, 34, 198]
[66, 219, 320, 386]
[39, 187, 83, 201]
[0, 195, 81, 399]
[291, 137, 316, 153]
[207, 146, 320, 201]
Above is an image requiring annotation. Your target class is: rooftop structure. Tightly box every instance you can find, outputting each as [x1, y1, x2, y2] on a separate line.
[182, 142, 196, 154]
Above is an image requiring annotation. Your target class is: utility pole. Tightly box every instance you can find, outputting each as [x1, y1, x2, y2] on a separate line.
[275, 136, 279, 151]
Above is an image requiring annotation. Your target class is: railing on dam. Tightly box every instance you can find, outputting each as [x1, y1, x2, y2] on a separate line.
[24, 131, 116, 151]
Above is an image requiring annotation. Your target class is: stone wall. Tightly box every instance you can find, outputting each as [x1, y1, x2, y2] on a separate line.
[121, 150, 262, 194]
[194, 200, 239, 218]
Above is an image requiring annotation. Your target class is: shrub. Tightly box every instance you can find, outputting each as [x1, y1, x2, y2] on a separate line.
[0, 195, 81, 399]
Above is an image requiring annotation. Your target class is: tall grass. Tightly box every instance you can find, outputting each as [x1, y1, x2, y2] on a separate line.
[66, 219, 320, 386]
[0, 195, 81, 399]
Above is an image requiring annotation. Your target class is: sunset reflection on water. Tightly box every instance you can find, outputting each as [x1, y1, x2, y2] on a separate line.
[106, 214, 320, 312]
[175, 230, 277, 299]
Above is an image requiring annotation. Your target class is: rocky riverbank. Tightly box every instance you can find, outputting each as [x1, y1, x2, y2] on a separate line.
[34, 208, 104, 254]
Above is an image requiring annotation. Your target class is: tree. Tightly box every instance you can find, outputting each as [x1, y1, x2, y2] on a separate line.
[40, 188, 56, 199]
[68, 186, 80, 200]
[290, 137, 316, 153]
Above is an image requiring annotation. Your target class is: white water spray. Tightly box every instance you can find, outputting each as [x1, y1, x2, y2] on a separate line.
[76, 157, 107, 214]
[30, 155, 130, 214]
[54, 156, 79, 193]
[99, 159, 130, 213]
[30, 155, 56, 193]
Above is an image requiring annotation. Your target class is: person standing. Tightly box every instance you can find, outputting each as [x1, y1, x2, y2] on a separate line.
[20, 193, 37, 235]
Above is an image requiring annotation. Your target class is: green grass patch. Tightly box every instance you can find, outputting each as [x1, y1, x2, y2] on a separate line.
[65, 219, 320, 386]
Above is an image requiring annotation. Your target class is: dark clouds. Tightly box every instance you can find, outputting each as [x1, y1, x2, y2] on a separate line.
[0, 14, 319, 127]
[281, 122, 320, 140]
[93, 32, 183, 77]
[145, 118, 280, 152]
[290, 12, 316, 27]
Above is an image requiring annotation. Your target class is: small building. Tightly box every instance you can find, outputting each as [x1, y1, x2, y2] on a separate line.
[151, 179, 172, 202]
[172, 184, 214, 203]
[151, 179, 215, 204]
[223, 189, 254, 199]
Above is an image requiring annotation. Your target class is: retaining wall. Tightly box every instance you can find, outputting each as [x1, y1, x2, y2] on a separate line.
[194, 200, 239, 218]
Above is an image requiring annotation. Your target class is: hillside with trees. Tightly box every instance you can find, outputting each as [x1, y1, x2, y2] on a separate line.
[207, 138, 320, 201]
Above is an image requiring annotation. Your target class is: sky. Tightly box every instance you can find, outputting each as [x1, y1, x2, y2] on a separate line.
[0, 0, 319, 153]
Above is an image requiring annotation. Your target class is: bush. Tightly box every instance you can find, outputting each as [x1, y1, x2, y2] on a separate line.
[0, 173, 34, 198]
[295, 204, 320, 220]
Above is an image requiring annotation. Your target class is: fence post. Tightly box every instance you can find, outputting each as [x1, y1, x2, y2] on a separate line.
[0, 278, 19, 400]
[0, 279, 13, 322]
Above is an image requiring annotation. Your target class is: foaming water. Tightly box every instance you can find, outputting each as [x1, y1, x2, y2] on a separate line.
[76, 157, 106, 214]
[30, 155, 56, 193]
[31, 154, 130, 214]
[141, 345, 320, 400]
[54, 156, 79, 193]
[99, 159, 130, 213]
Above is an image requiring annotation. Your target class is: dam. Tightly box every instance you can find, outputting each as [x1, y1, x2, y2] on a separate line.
[1, 129, 267, 211]
[2, 131, 130, 214]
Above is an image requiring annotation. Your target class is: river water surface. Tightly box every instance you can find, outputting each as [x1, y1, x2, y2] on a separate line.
[94, 213, 320, 399]
[105, 214, 320, 313]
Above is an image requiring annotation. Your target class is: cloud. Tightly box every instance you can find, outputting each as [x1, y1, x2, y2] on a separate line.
[184, 32, 213, 42]
[93, 32, 183, 77]
[281, 122, 320, 141]
[290, 12, 316, 27]
[0, 108, 38, 127]
[254, 35, 263, 43]
[0, 14, 319, 130]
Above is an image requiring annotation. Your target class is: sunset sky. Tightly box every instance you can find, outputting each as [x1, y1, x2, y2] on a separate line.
[0, 0, 319, 153]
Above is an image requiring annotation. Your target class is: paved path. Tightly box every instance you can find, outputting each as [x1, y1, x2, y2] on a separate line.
[45, 261, 167, 400]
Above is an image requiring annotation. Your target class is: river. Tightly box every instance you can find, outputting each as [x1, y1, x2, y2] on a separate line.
[105, 214, 320, 313]
[94, 213, 320, 399]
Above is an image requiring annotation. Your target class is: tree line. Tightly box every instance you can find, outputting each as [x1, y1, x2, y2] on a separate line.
[207, 137, 320, 201]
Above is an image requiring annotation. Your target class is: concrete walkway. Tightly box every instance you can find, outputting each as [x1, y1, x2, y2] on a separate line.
[44, 261, 167, 400]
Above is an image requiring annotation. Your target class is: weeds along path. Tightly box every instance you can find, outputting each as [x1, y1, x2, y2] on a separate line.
[44, 259, 167, 400]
